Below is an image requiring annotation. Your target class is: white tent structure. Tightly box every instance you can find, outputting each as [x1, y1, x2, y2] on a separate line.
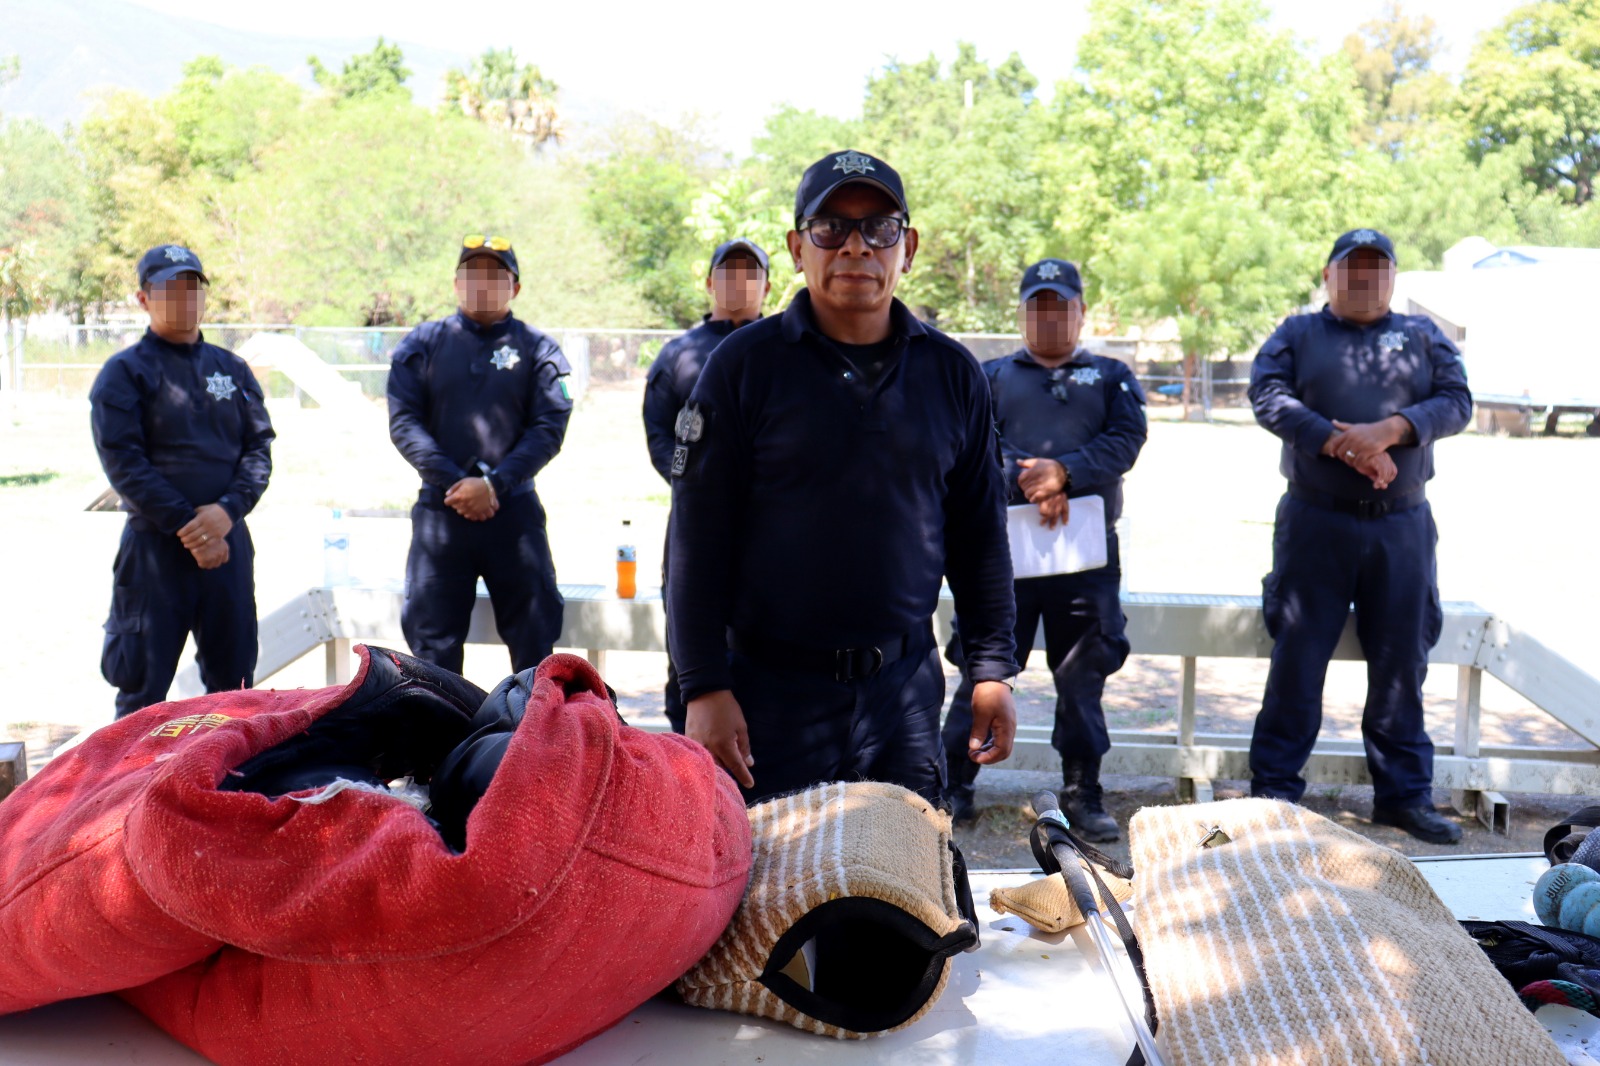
[1394, 239, 1600, 435]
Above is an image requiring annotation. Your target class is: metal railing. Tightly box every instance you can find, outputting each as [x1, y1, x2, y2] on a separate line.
[167, 581, 1600, 835]
[9, 322, 1251, 413]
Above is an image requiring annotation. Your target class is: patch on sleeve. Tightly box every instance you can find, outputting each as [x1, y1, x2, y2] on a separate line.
[675, 403, 705, 443]
[558, 377, 571, 400]
[671, 443, 690, 477]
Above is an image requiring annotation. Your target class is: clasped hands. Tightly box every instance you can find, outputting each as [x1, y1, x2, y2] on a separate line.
[445, 476, 498, 521]
[1018, 457, 1071, 529]
[1322, 415, 1412, 491]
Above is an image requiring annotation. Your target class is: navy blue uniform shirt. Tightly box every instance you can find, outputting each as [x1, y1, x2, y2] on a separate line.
[1249, 306, 1472, 500]
[89, 328, 275, 534]
[387, 311, 573, 497]
[985, 348, 1147, 524]
[667, 288, 1018, 702]
[642, 315, 752, 483]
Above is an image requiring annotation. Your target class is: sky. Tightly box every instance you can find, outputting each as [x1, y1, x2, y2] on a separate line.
[124, 0, 1529, 153]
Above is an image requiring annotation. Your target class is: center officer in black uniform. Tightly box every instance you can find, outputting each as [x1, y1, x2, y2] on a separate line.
[668, 150, 1019, 805]
[1248, 228, 1471, 844]
[90, 244, 275, 716]
[387, 235, 574, 674]
[942, 259, 1147, 838]
[643, 238, 770, 732]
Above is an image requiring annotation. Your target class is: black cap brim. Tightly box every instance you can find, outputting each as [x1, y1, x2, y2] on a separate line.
[1020, 282, 1082, 303]
[143, 265, 208, 287]
[458, 249, 519, 279]
[1328, 245, 1396, 265]
[799, 176, 908, 222]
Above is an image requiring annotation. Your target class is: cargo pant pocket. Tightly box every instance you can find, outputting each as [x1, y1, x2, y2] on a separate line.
[101, 587, 145, 691]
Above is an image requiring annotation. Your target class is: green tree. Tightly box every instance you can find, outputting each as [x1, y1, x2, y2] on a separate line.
[227, 95, 508, 324]
[444, 47, 562, 147]
[585, 117, 720, 325]
[1461, 0, 1600, 204]
[308, 38, 411, 102]
[1341, 1, 1454, 154]
[1100, 181, 1315, 416]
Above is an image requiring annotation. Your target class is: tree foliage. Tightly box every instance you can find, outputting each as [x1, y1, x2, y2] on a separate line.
[1461, 0, 1600, 204]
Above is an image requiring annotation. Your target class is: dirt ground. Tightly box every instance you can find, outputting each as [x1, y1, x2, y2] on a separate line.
[2, 375, 1597, 863]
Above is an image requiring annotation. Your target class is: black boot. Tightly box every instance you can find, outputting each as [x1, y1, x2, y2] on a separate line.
[1062, 756, 1119, 843]
[1371, 803, 1463, 845]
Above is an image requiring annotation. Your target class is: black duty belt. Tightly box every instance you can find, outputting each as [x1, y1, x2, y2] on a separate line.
[729, 626, 925, 683]
[1288, 483, 1425, 519]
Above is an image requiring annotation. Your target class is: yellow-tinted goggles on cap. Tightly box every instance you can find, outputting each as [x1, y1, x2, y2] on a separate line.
[463, 234, 512, 251]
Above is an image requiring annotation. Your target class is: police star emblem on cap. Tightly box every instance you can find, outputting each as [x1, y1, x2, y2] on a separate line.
[164, 246, 191, 262]
[832, 151, 876, 176]
[1351, 229, 1379, 244]
[1038, 262, 1062, 280]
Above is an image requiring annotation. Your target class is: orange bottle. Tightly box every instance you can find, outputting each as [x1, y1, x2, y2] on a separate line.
[616, 520, 637, 599]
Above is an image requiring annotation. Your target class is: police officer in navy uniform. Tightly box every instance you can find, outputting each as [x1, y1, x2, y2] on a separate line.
[388, 234, 574, 674]
[1249, 228, 1472, 844]
[643, 238, 770, 732]
[90, 245, 275, 717]
[942, 259, 1146, 838]
[668, 150, 1019, 806]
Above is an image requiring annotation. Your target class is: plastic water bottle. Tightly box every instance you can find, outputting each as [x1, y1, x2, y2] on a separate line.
[616, 520, 637, 599]
[323, 508, 350, 588]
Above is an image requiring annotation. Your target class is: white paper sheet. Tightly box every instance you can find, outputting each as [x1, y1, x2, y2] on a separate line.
[1006, 496, 1108, 578]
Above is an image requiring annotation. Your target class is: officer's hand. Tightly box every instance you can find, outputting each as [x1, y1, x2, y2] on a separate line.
[444, 477, 499, 522]
[686, 690, 756, 789]
[1037, 493, 1071, 530]
[1327, 417, 1409, 468]
[968, 681, 1017, 765]
[1354, 449, 1398, 491]
[190, 536, 230, 570]
[178, 504, 233, 552]
[1017, 458, 1068, 502]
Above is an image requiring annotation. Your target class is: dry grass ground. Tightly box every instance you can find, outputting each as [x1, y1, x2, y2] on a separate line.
[2, 377, 1596, 862]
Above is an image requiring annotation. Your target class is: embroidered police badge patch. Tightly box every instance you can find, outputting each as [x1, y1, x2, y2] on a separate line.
[491, 345, 520, 370]
[1378, 330, 1406, 354]
[833, 151, 875, 176]
[205, 373, 237, 401]
[675, 404, 705, 443]
[671, 444, 689, 478]
[1070, 367, 1101, 386]
[1038, 262, 1062, 280]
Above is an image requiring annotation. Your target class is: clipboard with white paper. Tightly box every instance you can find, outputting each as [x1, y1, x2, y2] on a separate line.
[1006, 495, 1107, 578]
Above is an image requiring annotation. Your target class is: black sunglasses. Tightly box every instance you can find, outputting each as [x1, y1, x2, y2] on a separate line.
[799, 215, 907, 250]
[1045, 368, 1070, 404]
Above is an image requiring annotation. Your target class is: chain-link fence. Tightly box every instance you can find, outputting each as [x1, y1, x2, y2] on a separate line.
[9, 321, 1248, 413]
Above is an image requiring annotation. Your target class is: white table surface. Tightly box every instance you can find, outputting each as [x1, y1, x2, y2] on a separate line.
[0, 857, 1556, 1065]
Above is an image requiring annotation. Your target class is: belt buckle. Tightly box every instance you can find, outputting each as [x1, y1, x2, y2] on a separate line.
[835, 645, 885, 683]
[1357, 499, 1388, 520]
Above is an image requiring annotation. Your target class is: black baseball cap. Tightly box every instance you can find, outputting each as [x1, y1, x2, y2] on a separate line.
[1327, 228, 1396, 265]
[794, 150, 908, 226]
[1020, 258, 1083, 302]
[458, 234, 520, 280]
[137, 245, 207, 288]
[709, 238, 769, 273]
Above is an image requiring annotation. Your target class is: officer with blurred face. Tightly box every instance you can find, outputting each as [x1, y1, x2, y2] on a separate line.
[90, 245, 275, 716]
[942, 259, 1146, 839]
[667, 150, 1018, 806]
[643, 239, 770, 731]
[387, 235, 574, 674]
[1248, 228, 1472, 844]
